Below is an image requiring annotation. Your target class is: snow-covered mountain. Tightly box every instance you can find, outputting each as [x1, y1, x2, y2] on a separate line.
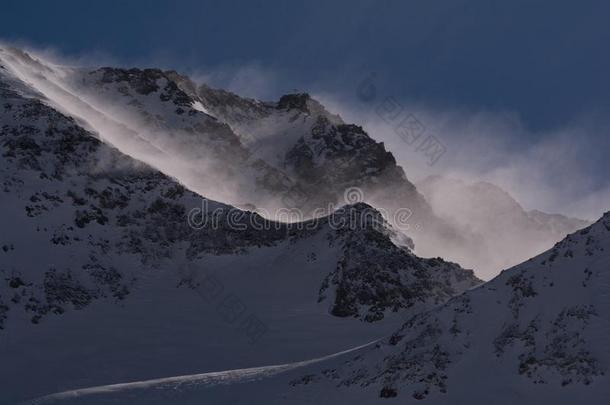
[417, 175, 592, 278]
[0, 47, 475, 262]
[194, 82, 469, 259]
[42, 211, 610, 405]
[0, 46, 480, 403]
[0, 46, 588, 279]
[1, 45, 603, 405]
[0, 47, 301, 213]
[191, 79, 593, 277]
[321, 212, 610, 401]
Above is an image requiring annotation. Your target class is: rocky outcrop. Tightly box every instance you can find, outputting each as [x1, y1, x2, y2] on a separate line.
[310, 211, 610, 399]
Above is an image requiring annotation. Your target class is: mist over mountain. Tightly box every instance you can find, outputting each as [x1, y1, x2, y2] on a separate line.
[0, 46, 590, 280]
[417, 175, 592, 278]
[0, 46, 479, 403]
[0, 41, 607, 405]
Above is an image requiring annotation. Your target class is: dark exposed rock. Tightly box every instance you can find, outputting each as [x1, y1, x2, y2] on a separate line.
[277, 93, 311, 112]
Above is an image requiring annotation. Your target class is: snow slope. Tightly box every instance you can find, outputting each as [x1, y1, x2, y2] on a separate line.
[39, 211, 610, 404]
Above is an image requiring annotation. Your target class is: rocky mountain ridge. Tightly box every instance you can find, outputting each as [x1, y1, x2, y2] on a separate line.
[0, 46, 589, 278]
[0, 46, 482, 403]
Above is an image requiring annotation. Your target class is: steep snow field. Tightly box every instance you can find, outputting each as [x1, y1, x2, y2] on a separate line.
[2, 240, 404, 402]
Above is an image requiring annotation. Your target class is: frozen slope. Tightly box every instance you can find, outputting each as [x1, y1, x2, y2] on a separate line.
[41, 212, 610, 404]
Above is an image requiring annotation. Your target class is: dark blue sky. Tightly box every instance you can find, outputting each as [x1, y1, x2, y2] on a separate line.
[2, 0, 609, 131]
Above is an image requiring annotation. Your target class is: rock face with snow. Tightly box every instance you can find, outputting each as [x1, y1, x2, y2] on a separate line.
[0, 71, 242, 328]
[1, 46, 588, 278]
[0, 59, 479, 328]
[71, 65, 300, 209]
[312, 204, 478, 322]
[196, 85, 431, 218]
[194, 84, 591, 275]
[302, 211, 610, 403]
[194, 84, 484, 269]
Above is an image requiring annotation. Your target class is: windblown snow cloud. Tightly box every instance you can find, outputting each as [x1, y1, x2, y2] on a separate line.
[314, 90, 610, 222]
[2, 41, 605, 280]
[174, 58, 610, 222]
[0, 44, 274, 210]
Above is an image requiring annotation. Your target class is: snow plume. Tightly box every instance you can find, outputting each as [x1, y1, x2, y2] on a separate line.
[0, 44, 265, 209]
[184, 63, 609, 222]
[412, 109, 610, 222]
[315, 89, 610, 222]
[310, 90, 606, 279]
[1, 43, 605, 279]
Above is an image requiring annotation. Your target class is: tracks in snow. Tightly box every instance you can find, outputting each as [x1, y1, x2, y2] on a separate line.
[26, 339, 377, 404]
